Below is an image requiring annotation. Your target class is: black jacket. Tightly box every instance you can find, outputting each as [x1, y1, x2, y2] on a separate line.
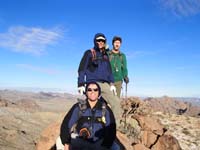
[60, 97, 116, 148]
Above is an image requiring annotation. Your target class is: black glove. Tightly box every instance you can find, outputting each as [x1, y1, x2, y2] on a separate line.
[124, 76, 129, 84]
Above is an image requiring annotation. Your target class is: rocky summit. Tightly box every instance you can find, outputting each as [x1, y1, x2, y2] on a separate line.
[0, 90, 199, 150]
[0, 90, 76, 150]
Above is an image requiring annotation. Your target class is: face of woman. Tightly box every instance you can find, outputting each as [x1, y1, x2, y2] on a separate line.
[96, 40, 105, 50]
[86, 84, 99, 101]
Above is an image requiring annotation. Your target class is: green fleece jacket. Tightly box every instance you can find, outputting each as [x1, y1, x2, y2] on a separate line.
[108, 51, 128, 82]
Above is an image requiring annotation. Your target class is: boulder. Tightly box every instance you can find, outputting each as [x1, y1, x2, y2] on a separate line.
[141, 130, 157, 148]
[151, 134, 181, 150]
[133, 115, 164, 135]
[133, 143, 150, 150]
[36, 122, 60, 150]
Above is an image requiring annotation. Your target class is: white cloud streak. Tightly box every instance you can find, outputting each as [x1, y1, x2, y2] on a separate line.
[159, 0, 200, 17]
[0, 26, 64, 55]
[126, 50, 162, 59]
[16, 64, 60, 75]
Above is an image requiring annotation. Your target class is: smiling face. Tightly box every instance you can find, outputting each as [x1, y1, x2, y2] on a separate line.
[86, 83, 99, 102]
[96, 39, 106, 50]
[113, 40, 121, 51]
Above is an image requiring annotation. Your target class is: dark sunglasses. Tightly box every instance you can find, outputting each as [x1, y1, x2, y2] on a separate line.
[87, 88, 99, 92]
[96, 39, 105, 43]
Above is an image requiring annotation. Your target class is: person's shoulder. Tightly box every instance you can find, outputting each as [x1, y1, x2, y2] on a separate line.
[99, 96, 108, 104]
[120, 51, 127, 58]
[82, 49, 93, 57]
[99, 97, 113, 111]
[84, 49, 92, 54]
[70, 103, 79, 110]
[107, 50, 112, 54]
[119, 51, 125, 55]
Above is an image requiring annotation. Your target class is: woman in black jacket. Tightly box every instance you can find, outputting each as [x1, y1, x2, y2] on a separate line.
[60, 82, 116, 150]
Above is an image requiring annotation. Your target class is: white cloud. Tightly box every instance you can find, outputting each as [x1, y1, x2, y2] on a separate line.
[16, 64, 60, 75]
[126, 50, 162, 59]
[159, 0, 200, 17]
[0, 26, 64, 55]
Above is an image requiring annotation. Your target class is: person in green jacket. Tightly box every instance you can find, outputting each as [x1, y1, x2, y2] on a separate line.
[108, 36, 129, 98]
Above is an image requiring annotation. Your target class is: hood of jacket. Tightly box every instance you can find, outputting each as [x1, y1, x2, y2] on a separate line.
[93, 33, 107, 50]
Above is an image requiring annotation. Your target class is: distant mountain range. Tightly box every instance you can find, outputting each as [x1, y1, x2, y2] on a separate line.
[0, 89, 78, 102]
[174, 97, 200, 106]
[0, 86, 67, 93]
[1, 87, 200, 106]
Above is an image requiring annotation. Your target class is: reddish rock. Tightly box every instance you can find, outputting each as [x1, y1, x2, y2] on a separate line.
[0, 99, 8, 107]
[36, 122, 60, 150]
[117, 131, 133, 150]
[151, 134, 181, 150]
[141, 130, 157, 148]
[133, 115, 164, 135]
[133, 143, 150, 150]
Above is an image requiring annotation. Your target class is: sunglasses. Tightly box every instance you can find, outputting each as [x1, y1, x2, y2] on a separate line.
[87, 88, 99, 92]
[96, 39, 105, 43]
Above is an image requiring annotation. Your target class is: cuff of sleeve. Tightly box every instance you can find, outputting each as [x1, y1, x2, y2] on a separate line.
[110, 83, 114, 86]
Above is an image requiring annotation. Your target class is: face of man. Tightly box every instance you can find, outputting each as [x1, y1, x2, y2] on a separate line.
[86, 84, 99, 101]
[96, 39, 106, 50]
[113, 40, 121, 51]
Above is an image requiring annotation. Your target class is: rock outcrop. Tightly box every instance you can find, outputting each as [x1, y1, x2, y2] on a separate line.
[36, 97, 183, 150]
[119, 97, 182, 150]
[1, 90, 199, 150]
[143, 96, 200, 117]
[36, 121, 60, 150]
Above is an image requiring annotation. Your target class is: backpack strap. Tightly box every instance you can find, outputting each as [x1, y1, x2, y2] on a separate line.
[108, 51, 113, 62]
[119, 53, 124, 69]
[73, 98, 107, 133]
[93, 101, 107, 126]
[90, 48, 96, 61]
[109, 50, 124, 69]
[77, 98, 107, 125]
[101, 102, 107, 124]
[109, 51, 123, 61]
[77, 98, 87, 117]
[70, 99, 87, 134]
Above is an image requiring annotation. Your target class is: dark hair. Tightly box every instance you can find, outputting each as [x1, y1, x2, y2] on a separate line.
[85, 82, 101, 97]
[112, 36, 122, 44]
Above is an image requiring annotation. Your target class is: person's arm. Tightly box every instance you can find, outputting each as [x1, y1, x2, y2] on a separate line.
[60, 104, 79, 145]
[101, 106, 116, 148]
[122, 53, 128, 78]
[78, 50, 90, 87]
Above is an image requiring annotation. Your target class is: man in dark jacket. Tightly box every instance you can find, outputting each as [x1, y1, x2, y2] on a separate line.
[60, 82, 116, 150]
[77, 33, 122, 123]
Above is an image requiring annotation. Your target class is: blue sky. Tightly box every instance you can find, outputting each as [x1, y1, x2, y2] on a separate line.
[0, 0, 200, 97]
